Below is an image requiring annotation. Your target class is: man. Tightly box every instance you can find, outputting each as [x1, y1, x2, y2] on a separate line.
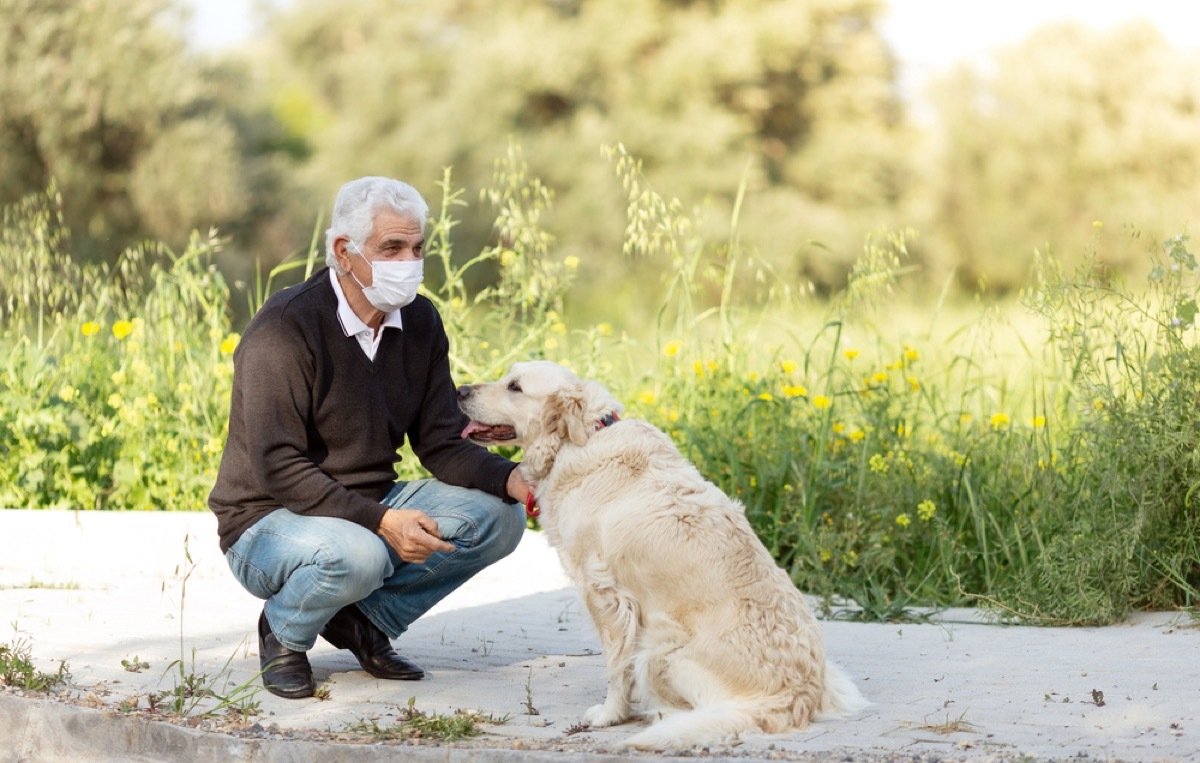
[208, 176, 530, 699]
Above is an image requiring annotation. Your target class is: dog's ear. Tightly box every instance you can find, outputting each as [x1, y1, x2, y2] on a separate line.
[521, 386, 589, 480]
[545, 385, 591, 446]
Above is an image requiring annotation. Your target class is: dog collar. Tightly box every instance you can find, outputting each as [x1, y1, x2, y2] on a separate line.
[523, 413, 619, 520]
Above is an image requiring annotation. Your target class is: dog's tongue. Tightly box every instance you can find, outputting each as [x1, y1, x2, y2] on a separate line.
[461, 421, 490, 439]
[460, 421, 517, 441]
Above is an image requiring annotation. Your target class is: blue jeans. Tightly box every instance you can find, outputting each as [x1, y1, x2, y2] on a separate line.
[224, 479, 524, 652]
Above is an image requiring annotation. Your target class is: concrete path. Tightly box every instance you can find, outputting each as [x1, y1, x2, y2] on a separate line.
[0, 510, 1196, 762]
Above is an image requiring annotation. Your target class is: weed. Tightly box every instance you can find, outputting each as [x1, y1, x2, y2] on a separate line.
[121, 656, 150, 673]
[344, 696, 508, 741]
[0, 637, 71, 691]
[523, 666, 539, 716]
[155, 535, 262, 719]
[920, 711, 978, 735]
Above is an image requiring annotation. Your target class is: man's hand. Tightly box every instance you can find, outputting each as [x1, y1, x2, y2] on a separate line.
[377, 509, 455, 564]
[506, 467, 533, 505]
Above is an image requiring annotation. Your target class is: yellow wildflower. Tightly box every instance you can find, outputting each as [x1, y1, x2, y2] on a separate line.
[783, 384, 807, 398]
[989, 412, 1010, 430]
[111, 370, 126, 385]
[82, 321, 100, 337]
[895, 513, 911, 528]
[664, 340, 683, 358]
[917, 500, 936, 521]
[849, 429, 865, 443]
[904, 347, 920, 362]
[832, 422, 845, 434]
[499, 249, 517, 267]
[758, 392, 774, 402]
[843, 348, 860, 360]
[58, 385, 78, 403]
[869, 453, 888, 473]
[220, 333, 240, 355]
[1032, 415, 1046, 428]
[112, 320, 133, 340]
[908, 376, 920, 392]
[638, 390, 657, 405]
[564, 255, 580, 269]
[597, 323, 613, 337]
[780, 359, 798, 374]
[871, 372, 889, 384]
[812, 395, 831, 410]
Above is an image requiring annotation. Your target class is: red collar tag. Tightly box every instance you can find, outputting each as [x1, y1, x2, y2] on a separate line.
[524, 490, 539, 519]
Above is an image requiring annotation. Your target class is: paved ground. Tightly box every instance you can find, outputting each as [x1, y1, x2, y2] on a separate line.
[0, 509, 1197, 762]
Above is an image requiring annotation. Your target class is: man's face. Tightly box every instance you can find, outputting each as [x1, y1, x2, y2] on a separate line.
[338, 209, 424, 286]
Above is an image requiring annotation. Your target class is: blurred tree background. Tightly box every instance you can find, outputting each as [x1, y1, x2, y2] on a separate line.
[2, 0, 1198, 327]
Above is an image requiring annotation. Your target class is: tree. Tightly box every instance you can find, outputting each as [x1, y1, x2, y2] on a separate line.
[263, 0, 910, 316]
[0, 0, 298, 269]
[924, 21, 1200, 288]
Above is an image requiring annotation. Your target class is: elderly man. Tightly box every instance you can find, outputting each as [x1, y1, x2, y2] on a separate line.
[208, 176, 530, 698]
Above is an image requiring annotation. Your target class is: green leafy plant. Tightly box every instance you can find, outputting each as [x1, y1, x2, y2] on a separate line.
[0, 637, 70, 691]
[344, 696, 508, 741]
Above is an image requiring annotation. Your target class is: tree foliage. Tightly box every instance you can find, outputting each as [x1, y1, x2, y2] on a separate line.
[923, 21, 1200, 288]
[0, 0, 297, 269]
[265, 0, 909, 312]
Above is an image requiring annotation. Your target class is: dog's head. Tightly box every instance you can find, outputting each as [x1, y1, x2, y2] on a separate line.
[457, 360, 623, 480]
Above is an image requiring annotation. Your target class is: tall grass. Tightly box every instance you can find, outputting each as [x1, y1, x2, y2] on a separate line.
[1, 149, 1197, 625]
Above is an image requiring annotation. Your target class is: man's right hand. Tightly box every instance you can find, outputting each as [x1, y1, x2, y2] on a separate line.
[377, 509, 456, 564]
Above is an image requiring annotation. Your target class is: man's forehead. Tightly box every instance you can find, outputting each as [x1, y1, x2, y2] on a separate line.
[371, 209, 423, 240]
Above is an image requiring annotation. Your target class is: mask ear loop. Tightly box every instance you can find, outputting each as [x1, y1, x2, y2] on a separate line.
[345, 239, 371, 290]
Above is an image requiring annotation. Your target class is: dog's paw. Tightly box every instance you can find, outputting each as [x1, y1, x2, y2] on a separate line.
[584, 702, 629, 728]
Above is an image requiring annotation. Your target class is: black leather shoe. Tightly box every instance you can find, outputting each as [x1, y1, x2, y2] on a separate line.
[320, 604, 424, 680]
[258, 610, 315, 699]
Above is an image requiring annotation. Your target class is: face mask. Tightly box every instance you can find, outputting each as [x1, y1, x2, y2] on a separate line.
[347, 241, 423, 313]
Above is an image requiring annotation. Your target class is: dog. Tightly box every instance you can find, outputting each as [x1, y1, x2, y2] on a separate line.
[457, 360, 869, 749]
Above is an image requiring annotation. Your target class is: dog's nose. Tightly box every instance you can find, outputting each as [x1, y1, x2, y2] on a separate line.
[456, 385, 472, 401]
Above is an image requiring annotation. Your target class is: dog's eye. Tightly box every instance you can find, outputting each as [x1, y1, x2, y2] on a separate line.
[507, 380, 522, 393]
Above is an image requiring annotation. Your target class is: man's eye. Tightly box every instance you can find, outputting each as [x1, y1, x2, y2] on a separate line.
[507, 381, 522, 393]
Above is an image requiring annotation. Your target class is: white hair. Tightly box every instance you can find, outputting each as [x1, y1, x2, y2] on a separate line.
[324, 177, 429, 274]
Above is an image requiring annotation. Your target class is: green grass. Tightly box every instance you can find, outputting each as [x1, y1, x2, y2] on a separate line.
[2, 147, 1198, 625]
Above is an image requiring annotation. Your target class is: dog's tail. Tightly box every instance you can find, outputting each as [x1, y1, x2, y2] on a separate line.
[622, 701, 758, 750]
[814, 659, 871, 720]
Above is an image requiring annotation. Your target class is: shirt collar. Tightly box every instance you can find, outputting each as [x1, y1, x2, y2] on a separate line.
[330, 269, 404, 336]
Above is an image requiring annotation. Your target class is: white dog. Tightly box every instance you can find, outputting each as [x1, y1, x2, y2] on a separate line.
[458, 360, 868, 750]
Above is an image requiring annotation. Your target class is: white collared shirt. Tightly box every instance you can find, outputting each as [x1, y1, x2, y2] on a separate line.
[330, 270, 404, 361]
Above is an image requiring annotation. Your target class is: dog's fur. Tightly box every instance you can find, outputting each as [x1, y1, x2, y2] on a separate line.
[458, 360, 869, 749]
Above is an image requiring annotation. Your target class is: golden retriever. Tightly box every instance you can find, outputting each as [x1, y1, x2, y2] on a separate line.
[457, 360, 868, 749]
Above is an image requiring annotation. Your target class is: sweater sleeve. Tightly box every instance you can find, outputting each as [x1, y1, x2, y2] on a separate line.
[234, 312, 389, 531]
[407, 311, 519, 500]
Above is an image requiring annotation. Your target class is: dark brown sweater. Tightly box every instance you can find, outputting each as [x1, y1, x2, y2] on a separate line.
[208, 267, 517, 553]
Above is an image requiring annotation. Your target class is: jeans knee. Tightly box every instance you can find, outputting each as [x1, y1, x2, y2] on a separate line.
[477, 501, 525, 565]
[316, 530, 392, 600]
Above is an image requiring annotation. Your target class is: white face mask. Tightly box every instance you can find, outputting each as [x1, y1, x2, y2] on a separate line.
[347, 241, 423, 313]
